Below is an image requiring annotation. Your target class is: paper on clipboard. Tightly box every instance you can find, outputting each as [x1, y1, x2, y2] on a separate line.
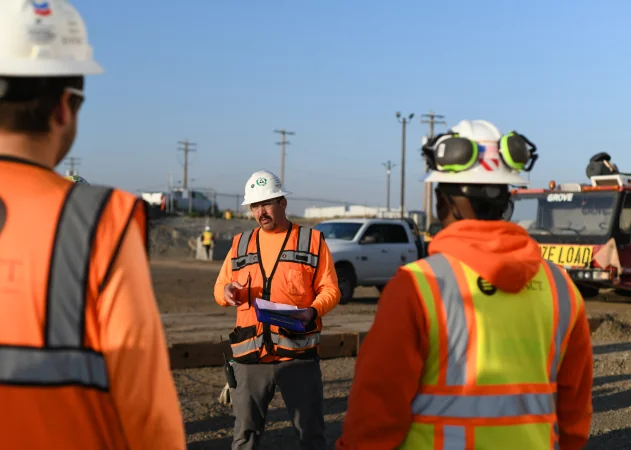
[255, 298, 307, 315]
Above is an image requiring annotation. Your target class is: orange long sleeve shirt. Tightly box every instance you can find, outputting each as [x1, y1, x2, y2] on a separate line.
[337, 220, 593, 450]
[214, 225, 340, 318]
[99, 217, 187, 449]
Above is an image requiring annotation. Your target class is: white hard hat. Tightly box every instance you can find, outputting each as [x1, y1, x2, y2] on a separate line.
[0, 0, 102, 76]
[241, 170, 292, 206]
[423, 119, 534, 186]
[205, 226, 210, 230]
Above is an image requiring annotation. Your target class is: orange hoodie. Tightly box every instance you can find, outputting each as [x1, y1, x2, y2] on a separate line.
[337, 220, 593, 450]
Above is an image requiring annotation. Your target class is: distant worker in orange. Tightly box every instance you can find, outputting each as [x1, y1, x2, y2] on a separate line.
[0, 1, 185, 449]
[337, 120, 593, 449]
[214, 169, 341, 450]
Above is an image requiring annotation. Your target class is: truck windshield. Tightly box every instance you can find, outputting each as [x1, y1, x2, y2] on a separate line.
[511, 191, 617, 236]
[314, 222, 363, 240]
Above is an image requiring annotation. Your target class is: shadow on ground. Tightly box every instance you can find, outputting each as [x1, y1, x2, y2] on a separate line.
[186, 395, 348, 450]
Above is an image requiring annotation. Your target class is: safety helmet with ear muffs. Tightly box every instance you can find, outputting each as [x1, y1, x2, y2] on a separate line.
[423, 120, 537, 186]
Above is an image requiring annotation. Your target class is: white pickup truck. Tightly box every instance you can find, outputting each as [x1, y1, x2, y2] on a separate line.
[313, 218, 426, 304]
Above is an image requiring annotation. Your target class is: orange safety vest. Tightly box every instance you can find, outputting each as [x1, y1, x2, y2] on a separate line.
[228, 223, 324, 363]
[0, 163, 148, 448]
[398, 253, 581, 449]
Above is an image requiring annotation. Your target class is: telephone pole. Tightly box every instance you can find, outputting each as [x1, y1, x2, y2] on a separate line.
[274, 128, 295, 185]
[177, 139, 197, 190]
[382, 160, 396, 211]
[396, 112, 414, 219]
[421, 111, 447, 230]
[64, 156, 80, 176]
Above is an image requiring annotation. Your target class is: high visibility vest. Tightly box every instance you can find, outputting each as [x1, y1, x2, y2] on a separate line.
[0, 178, 148, 448]
[202, 230, 213, 245]
[228, 223, 323, 363]
[398, 253, 581, 449]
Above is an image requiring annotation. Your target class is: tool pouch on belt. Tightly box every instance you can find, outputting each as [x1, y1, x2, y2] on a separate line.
[228, 325, 260, 363]
[274, 321, 320, 360]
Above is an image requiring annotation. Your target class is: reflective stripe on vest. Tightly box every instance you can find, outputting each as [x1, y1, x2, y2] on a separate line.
[231, 229, 256, 270]
[401, 254, 578, 449]
[0, 184, 112, 391]
[231, 226, 317, 271]
[230, 332, 321, 359]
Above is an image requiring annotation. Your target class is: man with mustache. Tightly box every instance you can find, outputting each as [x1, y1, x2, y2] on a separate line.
[214, 170, 341, 450]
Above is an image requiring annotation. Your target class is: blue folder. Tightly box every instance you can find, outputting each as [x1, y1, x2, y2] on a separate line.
[254, 299, 306, 333]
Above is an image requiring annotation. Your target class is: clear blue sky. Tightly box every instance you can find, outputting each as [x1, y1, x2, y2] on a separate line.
[66, 0, 631, 214]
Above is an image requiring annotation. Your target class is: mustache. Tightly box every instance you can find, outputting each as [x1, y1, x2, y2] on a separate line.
[259, 215, 271, 221]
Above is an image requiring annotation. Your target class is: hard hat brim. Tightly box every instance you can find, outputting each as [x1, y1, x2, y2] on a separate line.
[0, 59, 104, 77]
[424, 170, 530, 186]
[241, 190, 292, 206]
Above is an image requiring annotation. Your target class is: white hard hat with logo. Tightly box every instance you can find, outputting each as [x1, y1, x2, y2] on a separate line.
[241, 170, 292, 206]
[422, 120, 538, 187]
[0, 0, 102, 76]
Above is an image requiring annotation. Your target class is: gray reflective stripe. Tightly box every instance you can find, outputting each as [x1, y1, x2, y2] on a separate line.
[237, 230, 253, 257]
[297, 226, 311, 253]
[231, 253, 259, 271]
[47, 185, 111, 348]
[0, 347, 109, 390]
[444, 426, 465, 449]
[411, 393, 555, 418]
[231, 332, 321, 356]
[545, 260, 572, 382]
[231, 335, 263, 356]
[280, 250, 319, 268]
[273, 332, 320, 349]
[425, 254, 468, 386]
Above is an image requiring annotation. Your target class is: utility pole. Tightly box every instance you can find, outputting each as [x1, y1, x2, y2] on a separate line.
[421, 111, 447, 231]
[274, 128, 295, 185]
[396, 112, 414, 219]
[167, 171, 173, 213]
[382, 160, 396, 211]
[177, 139, 197, 190]
[64, 156, 80, 176]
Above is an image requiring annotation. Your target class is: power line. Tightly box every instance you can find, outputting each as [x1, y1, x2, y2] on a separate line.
[382, 160, 396, 211]
[274, 128, 295, 185]
[177, 139, 197, 190]
[420, 111, 447, 230]
[396, 111, 415, 219]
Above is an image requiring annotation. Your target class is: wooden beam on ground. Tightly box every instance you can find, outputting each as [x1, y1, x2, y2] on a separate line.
[169, 316, 608, 370]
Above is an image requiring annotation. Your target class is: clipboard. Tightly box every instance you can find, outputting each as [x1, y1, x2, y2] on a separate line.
[254, 298, 306, 333]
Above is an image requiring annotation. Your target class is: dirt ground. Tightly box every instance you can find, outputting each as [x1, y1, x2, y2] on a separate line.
[152, 257, 631, 450]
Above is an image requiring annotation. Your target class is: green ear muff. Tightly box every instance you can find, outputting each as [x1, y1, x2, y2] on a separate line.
[432, 134, 479, 172]
[499, 131, 538, 172]
[422, 129, 538, 175]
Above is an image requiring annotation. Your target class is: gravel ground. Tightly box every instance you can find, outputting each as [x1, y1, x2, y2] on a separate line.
[177, 334, 631, 450]
[150, 255, 631, 449]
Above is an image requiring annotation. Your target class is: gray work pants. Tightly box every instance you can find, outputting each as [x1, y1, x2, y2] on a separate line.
[231, 358, 326, 450]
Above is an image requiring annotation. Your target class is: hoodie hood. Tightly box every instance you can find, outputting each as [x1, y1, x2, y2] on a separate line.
[428, 220, 542, 293]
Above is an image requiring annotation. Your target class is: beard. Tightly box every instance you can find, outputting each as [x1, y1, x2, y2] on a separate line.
[54, 119, 78, 166]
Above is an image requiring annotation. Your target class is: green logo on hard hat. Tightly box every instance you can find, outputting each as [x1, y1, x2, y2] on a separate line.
[256, 177, 268, 187]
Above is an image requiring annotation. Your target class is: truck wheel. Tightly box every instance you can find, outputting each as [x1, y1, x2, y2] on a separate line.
[336, 266, 356, 305]
[578, 285, 599, 299]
